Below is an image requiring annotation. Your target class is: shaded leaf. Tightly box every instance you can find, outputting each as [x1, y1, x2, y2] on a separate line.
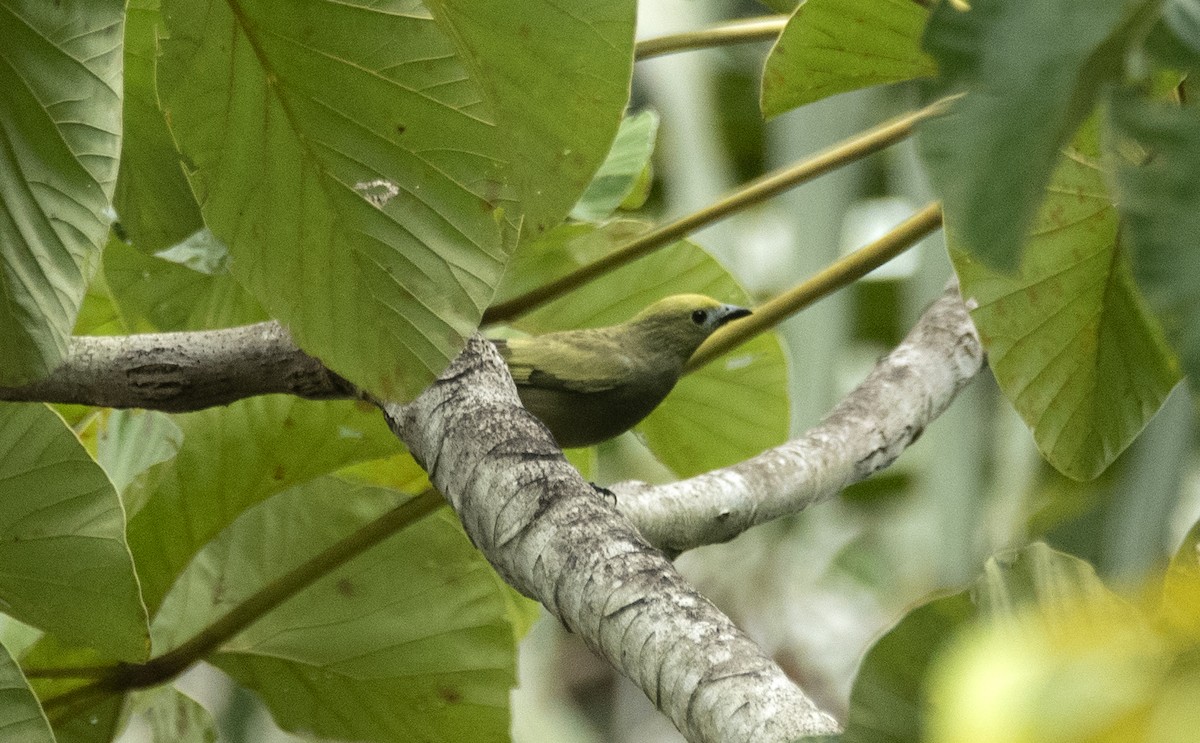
[126, 396, 400, 614]
[0, 403, 148, 662]
[22, 635, 125, 743]
[0, 640, 53, 743]
[153, 479, 517, 743]
[133, 687, 217, 743]
[761, 0, 935, 117]
[0, 1, 123, 383]
[1108, 90, 1200, 393]
[103, 234, 266, 332]
[918, 0, 1159, 270]
[951, 123, 1179, 480]
[113, 0, 204, 252]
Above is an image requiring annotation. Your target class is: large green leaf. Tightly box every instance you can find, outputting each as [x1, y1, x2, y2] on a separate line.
[154, 479, 517, 743]
[761, 0, 935, 117]
[497, 222, 789, 477]
[918, 0, 1160, 271]
[1108, 90, 1200, 392]
[103, 233, 266, 332]
[156, 0, 515, 401]
[113, 0, 204, 252]
[0, 1, 123, 384]
[0, 640, 53, 743]
[0, 404, 148, 663]
[125, 396, 401, 614]
[951, 123, 1179, 480]
[428, 0, 635, 240]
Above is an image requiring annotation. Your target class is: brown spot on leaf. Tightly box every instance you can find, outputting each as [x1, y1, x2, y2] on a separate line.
[438, 686, 462, 703]
[336, 578, 356, 597]
[272, 464, 286, 481]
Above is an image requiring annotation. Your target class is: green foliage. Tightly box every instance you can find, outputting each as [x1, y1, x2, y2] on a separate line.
[0, 641, 54, 742]
[125, 395, 401, 612]
[761, 0, 936, 116]
[157, 480, 518, 743]
[114, 0, 204, 252]
[0, 1, 123, 384]
[918, 0, 1160, 272]
[950, 122, 1180, 480]
[1109, 91, 1200, 391]
[0, 404, 148, 663]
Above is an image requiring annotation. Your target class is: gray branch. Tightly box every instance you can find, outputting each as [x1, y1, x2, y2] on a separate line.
[0, 322, 352, 411]
[379, 337, 838, 742]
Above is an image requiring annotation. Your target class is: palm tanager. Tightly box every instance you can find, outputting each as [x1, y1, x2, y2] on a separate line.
[492, 294, 751, 448]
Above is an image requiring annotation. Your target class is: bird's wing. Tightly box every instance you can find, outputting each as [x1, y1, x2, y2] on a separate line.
[492, 334, 633, 394]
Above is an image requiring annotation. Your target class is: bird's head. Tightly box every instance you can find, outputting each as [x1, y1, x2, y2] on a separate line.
[630, 294, 752, 356]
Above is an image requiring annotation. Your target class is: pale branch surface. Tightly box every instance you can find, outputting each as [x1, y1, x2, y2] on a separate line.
[378, 337, 839, 743]
[0, 322, 352, 411]
[615, 283, 984, 551]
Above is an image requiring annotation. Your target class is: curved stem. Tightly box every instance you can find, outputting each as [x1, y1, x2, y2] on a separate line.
[41, 489, 444, 716]
[483, 98, 952, 325]
[686, 202, 944, 371]
[635, 16, 788, 60]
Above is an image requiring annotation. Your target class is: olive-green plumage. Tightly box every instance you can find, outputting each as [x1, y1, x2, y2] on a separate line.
[491, 294, 751, 448]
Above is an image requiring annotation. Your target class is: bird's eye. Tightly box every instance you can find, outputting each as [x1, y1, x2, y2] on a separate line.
[691, 309, 707, 325]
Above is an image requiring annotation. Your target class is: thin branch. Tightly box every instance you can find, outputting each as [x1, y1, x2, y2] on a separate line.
[482, 98, 953, 325]
[688, 202, 943, 371]
[635, 16, 789, 60]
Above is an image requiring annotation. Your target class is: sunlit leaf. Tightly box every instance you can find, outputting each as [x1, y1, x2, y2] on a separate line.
[0, 1, 123, 384]
[846, 543, 1133, 743]
[0, 403, 148, 662]
[428, 0, 635, 239]
[96, 409, 182, 500]
[761, 0, 935, 117]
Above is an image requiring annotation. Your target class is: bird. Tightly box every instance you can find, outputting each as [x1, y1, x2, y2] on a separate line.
[491, 294, 752, 448]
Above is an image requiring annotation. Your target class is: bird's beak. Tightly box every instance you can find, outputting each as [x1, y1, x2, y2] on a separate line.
[715, 304, 752, 327]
